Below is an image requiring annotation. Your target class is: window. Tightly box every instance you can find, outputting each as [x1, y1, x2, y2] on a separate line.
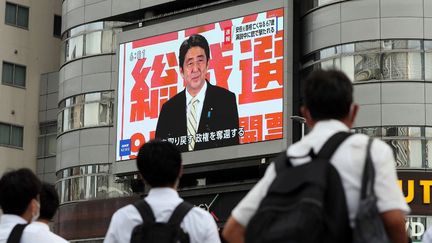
[38, 122, 57, 158]
[58, 91, 114, 134]
[2, 62, 26, 87]
[56, 164, 133, 203]
[54, 15, 61, 37]
[0, 122, 23, 148]
[5, 2, 29, 28]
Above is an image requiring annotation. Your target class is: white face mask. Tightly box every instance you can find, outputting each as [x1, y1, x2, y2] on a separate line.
[31, 200, 40, 222]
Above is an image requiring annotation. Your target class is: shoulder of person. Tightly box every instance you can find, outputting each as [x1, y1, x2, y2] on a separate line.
[186, 205, 215, 222]
[110, 204, 140, 222]
[48, 231, 69, 243]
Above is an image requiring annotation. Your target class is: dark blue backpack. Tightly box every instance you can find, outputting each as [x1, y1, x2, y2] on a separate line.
[131, 200, 193, 243]
[245, 132, 353, 243]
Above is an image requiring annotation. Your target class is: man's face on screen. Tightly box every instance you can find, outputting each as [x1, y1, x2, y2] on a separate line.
[181, 46, 208, 96]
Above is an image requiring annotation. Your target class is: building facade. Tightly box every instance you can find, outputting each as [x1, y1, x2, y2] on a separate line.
[299, 0, 432, 241]
[0, 0, 429, 242]
[0, 0, 61, 175]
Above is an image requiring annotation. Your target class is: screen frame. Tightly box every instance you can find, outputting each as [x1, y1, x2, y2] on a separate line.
[113, 0, 293, 171]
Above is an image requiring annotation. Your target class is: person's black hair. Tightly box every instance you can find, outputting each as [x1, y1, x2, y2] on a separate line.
[39, 182, 60, 221]
[0, 168, 41, 215]
[302, 69, 353, 120]
[178, 34, 210, 69]
[136, 140, 182, 187]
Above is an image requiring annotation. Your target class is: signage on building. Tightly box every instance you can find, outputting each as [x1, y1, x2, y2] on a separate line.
[116, 8, 285, 161]
[398, 171, 432, 215]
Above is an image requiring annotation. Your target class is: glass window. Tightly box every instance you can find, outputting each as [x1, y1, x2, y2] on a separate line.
[426, 52, 432, 81]
[11, 126, 23, 147]
[14, 64, 26, 86]
[71, 104, 83, 129]
[5, 2, 29, 28]
[101, 30, 113, 53]
[354, 54, 381, 82]
[37, 137, 44, 157]
[58, 91, 114, 134]
[382, 53, 422, 80]
[0, 123, 22, 148]
[85, 31, 102, 56]
[45, 134, 56, 156]
[63, 108, 70, 131]
[341, 56, 355, 82]
[84, 102, 99, 127]
[67, 36, 84, 60]
[61, 22, 127, 64]
[2, 62, 26, 87]
[5, 3, 16, 25]
[16, 6, 28, 28]
[54, 15, 61, 37]
[0, 123, 10, 145]
[2, 62, 14, 85]
[386, 139, 422, 168]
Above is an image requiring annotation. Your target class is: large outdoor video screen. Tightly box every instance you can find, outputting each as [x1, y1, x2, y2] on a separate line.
[117, 8, 284, 161]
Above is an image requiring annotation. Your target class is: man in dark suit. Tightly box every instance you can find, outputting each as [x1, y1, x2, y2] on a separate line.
[155, 34, 239, 152]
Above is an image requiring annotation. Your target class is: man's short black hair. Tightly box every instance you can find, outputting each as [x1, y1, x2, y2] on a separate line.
[0, 168, 41, 215]
[136, 140, 182, 187]
[39, 182, 60, 221]
[303, 69, 353, 120]
[178, 34, 210, 69]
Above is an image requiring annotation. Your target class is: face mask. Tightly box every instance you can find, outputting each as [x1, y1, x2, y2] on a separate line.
[31, 200, 40, 222]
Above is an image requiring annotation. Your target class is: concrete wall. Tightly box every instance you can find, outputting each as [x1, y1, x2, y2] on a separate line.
[0, 0, 61, 174]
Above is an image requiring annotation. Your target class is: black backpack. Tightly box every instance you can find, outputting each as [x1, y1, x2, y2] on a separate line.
[131, 200, 193, 243]
[245, 132, 353, 243]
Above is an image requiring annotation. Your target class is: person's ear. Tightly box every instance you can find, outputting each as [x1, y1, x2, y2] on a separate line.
[178, 166, 183, 179]
[180, 67, 185, 78]
[300, 106, 315, 128]
[347, 103, 359, 128]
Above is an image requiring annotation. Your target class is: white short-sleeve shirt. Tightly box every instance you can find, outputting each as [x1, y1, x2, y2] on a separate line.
[104, 187, 221, 243]
[232, 119, 410, 228]
[0, 215, 68, 243]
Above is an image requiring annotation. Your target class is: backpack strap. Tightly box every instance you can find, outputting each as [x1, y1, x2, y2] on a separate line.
[7, 224, 28, 243]
[275, 131, 352, 172]
[134, 200, 156, 223]
[167, 201, 194, 226]
[360, 137, 375, 199]
[316, 131, 353, 159]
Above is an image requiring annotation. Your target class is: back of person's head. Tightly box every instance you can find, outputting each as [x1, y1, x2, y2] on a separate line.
[178, 34, 211, 68]
[39, 182, 60, 221]
[0, 168, 41, 215]
[303, 69, 353, 120]
[136, 140, 182, 187]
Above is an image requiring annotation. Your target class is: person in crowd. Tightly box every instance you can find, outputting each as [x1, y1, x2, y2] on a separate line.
[26, 182, 68, 242]
[222, 69, 410, 243]
[0, 168, 42, 242]
[104, 140, 221, 243]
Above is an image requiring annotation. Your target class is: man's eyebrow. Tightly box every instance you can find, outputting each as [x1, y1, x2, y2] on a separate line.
[186, 54, 206, 62]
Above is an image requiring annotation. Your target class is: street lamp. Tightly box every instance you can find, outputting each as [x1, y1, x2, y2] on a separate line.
[290, 115, 306, 138]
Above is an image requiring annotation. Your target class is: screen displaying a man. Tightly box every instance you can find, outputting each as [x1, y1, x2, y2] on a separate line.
[155, 34, 240, 152]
